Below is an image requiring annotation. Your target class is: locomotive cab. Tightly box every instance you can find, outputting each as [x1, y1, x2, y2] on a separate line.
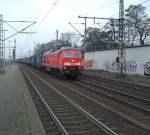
[42, 47, 83, 78]
[59, 49, 83, 78]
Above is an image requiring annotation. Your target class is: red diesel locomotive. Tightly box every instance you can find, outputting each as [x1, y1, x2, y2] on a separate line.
[42, 47, 83, 78]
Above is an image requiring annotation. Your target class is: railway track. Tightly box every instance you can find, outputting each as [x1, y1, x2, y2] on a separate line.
[21, 65, 150, 135]
[21, 66, 118, 135]
[21, 68, 68, 135]
[83, 72, 150, 93]
[74, 78, 150, 115]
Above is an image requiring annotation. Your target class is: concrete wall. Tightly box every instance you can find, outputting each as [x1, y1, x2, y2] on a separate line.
[84, 46, 150, 74]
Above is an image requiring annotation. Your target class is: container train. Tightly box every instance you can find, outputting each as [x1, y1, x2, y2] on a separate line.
[19, 46, 84, 78]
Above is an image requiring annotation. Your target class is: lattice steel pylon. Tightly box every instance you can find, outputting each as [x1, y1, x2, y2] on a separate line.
[118, 0, 126, 77]
[0, 14, 4, 73]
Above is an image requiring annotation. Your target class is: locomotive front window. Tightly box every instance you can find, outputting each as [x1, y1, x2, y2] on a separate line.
[74, 52, 80, 57]
[64, 52, 71, 57]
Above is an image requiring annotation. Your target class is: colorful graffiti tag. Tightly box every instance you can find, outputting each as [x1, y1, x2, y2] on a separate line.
[84, 59, 94, 69]
[103, 60, 144, 74]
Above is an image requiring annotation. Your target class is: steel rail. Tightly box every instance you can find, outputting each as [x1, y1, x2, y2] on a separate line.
[77, 79, 150, 115]
[82, 73, 150, 91]
[80, 78, 150, 103]
[61, 81, 150, 132]
[21, 65, 150, 133]
[22, 69, 69, 135]
[35, 73, 150, 133]
[27, 69, 119, 135]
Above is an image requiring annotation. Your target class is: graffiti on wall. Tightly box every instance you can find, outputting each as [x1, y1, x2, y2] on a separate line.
[84, 59, 94, 69]
[103, 60, 144, 73]
[103, 60, 119, 72]
[84, 59, 150, 75]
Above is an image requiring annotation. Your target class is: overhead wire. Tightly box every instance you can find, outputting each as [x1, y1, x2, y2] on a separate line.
[106, 0, 150, 23]
[34, 0, 61, 31]
[23, 0, 61, 51]
[83, 0, 119, 29]
[25, 0, 150, 53]
[124, 0, 150, 18]
[34, 0, 49, 21]
[84, 0, 119, 16]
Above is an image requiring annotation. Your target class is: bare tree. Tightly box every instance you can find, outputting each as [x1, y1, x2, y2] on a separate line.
[125, 4, 150, 46]
[60, 32, 81, 47]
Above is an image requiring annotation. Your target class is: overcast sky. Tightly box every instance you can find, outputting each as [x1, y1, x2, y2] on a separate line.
[0, 0, 150, 58]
